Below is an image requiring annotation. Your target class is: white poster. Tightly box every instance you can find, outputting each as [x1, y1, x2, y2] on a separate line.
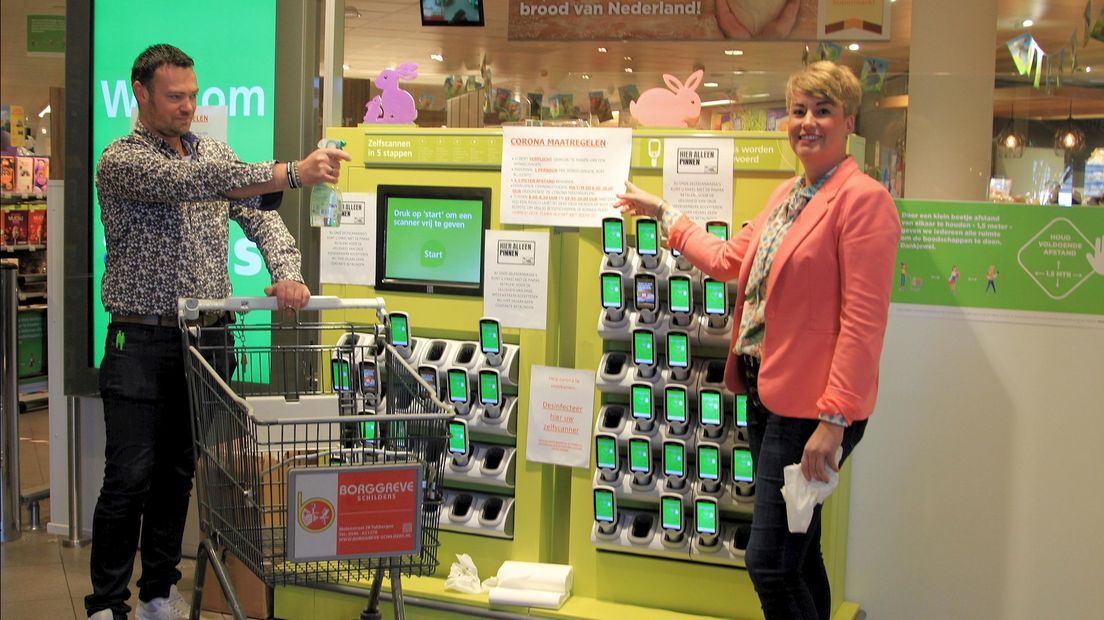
[662, 137, 734, 229]
[500, 126, 632, 228]
[320, 192, 376, 285]
[526, 365, 595, 468]
[483, 230, 549, 330]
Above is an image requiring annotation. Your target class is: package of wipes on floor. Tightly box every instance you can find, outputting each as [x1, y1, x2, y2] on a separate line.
[486, 560, 573, 609]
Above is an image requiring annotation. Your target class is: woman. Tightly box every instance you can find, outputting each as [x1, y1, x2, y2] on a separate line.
[614, 61, 900, 619]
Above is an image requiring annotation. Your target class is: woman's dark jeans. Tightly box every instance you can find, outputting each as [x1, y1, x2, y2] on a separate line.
[742, 357, 867, 620]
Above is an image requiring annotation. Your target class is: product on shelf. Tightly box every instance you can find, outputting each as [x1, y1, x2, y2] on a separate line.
[27, 204, 46, 245]
[0, 156, 15, 191]
[15, 156, 34, 194]
[4, 206, 28, 245]
[32, 157, 49, 193]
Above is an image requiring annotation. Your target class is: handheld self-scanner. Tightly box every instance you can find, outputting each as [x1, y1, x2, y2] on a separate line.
[602, 217, 627, 268]
[703, 278, 728, 328]
[634, 273, 658, 324]
[635, 217, 661, 269]
[732, 447, 755, 498]
[479, 317, 503, 367]
[594, 432, 620, 482]
[359, 417, 379, 445]
[478, 369, 503, 420]
[358, 361, 380, 408]
[694, 497, 720, 546]
[447, 419, 470, 467]
[661, 494, 686, 542]
[418, 365, 440, 400]
[668, 237, 692, 271]
[664, 385, 690, 435]
[706, 220, 730, 241]
[632, 328, 657, 379]
[697, 442, 722, 493]
[593, 486, 618, 533]
[666, 330, 691, 381]
[734, 394, 749, 429]
[599, 271, 626, 323]
[630, 382, 655, 432]
[331, 356, 355, 394]
[663, 439, 687, 485]
[699, 388, 725, 439]
[667, 275, 693, 326]
[388, 312, 413, 358]
[628, 436, 653, 485]
[446, 367, 471, 414]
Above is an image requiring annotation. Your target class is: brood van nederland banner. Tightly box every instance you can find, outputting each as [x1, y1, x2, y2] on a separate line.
[508, 1, 889, 41]
[891, 200, 1104, 327]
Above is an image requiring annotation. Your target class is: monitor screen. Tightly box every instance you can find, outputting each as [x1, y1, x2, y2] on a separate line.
[600, 273, 623, 309]
[697, 444, 719, 480]
[629, 438, 651, 474]
[732, 448, 754, 482]
[479, 370, 500, 405]
[636, 219, 659, 256]
[663, 442, 685, 477]
[479, 319, 501, 354]
[668, 277, 691, 313]
[661, 495, 683, 531]
[595, 435, 617, 471]
[594, 488, 616, 523]
[704, 279, 727, 315]
[447, 369, 469, 404]
[376, 185, 490, 296]
[665, 387, 687, 423]
[695, 499, 717, 534]
[631, 384, 653, 420]
[700, 390, 722, 426]
[633, 330, 655, 366]
[602, 218, 625, 255]
[667, 332, 689, 369]
[420, 0, 485, 26]
[735, 394, 748, 427]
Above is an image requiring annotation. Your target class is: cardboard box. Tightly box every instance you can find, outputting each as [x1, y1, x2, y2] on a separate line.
[3, 206, 28, 245]
[0, 156, 14, 192]
[15, 156, 34, 194]
[200, 549, 273, 619]
[32, 157, 48, 193]
[27, 205, 46, 245]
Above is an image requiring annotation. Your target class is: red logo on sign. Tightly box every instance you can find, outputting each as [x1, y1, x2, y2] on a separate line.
[298, 497, 335, 533]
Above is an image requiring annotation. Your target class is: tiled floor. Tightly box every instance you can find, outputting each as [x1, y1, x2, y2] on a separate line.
[0, 408, 237, 620]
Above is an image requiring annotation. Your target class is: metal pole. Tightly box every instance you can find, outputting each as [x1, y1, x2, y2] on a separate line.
[1, 264, 21, 542]
[61, 396, 89, 547]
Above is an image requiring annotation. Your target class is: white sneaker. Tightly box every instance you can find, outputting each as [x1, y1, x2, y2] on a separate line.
[136, 585, 191, 620]
[89, 610, 115, 620]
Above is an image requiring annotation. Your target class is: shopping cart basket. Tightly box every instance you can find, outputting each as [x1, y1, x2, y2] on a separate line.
[177, 296, 454, 620]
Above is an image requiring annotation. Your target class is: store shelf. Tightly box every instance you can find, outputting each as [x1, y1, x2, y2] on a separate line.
[0, 244, 46, 252]
[1, 191, 48, 202]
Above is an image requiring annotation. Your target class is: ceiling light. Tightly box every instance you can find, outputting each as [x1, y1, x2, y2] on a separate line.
[430, 53, 443, 62]
[995, 105, 1026, 158]
[581, 74, 590, 80]
[624, 67, 633, 73]
[701, 99, 735, 107]
[598, 47, 607, 52]
[37, 104, 51, 118]
[41, 127, 47, 134]
[623, 56, 632, 61]
[724, 49, 744, 56]
[848, 43, 860, 51]
[1054, 102, 1086, 155]
[704, 82, 718, 87]
[342, 64, 351, 71]
[747, 93, 771, 98]
[1086, 66, 1093, 73]
[733, 70, 745, 75]
[344, 7, 361, 18]
[1022, 19, 1034, 28]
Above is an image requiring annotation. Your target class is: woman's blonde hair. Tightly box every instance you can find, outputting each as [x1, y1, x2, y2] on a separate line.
[786, 61, 862, 117]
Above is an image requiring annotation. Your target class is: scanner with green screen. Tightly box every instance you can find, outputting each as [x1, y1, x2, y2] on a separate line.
[447, 420, 468, 455]
[332, 359, 353, 392]
[602, 217, 625, 255]
[447, 369, 469, 404]
[667, 331, 689, 369]
[704, 279, 727, 315]
[479, 370, 500, 405]
[600, 272, 623, 309]
[695, 498, 718, 534]
[663, 441, 685, 477]
[661, 495, 684, 531]
[631, 383, 653, 420]
[697, 444, 720, 480]
[629, 437, 651, 474]
[699, 390, 722, 426]
[735, 394, 748, 427]
[668, 276, 692, 313]
[595, 434, 618, 471]
[732, 448, 754, 482]
[665, 386, 687, 423]
[479, 318, 501, 354]
[359, 418, 378, 442]
[389, 313, 410, 347]
[633, 329, 656, 366]
[594, 488, 616, 523]
[706, 221, 729, 241]
[359, 362, 378, 394]
[636, 219, 659, 256]
[418, 366, 438, 394]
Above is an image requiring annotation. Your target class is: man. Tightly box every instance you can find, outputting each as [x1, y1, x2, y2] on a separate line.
[86, 44, 349, 620]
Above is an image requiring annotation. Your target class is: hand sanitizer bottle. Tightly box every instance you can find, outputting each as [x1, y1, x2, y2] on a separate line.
[310, 138, 346, 227]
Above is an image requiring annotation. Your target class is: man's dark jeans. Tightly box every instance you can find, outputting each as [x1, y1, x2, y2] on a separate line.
[85, 321, 232, 619]
[742, 359, 867, 620]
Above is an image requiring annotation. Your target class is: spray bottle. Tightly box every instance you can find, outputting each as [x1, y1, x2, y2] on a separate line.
[310, 138, 347, 227]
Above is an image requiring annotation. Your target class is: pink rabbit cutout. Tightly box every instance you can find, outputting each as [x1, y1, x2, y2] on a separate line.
[364, 63, 419, 124]
[629, 70, 704, 128]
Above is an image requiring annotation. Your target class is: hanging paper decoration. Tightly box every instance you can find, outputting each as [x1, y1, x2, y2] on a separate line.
[1083, 0, 1093, 46]
[363, 63, 418, 124]
[816, 41, 843, 62]
[1091, 5, 1104, 43]
[1007, 33, 1046, 88]
[860, 57, 889, 93]
[629, 70, 704, 128]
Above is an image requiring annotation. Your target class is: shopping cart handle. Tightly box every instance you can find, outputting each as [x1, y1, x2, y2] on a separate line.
[178, 296, 387, 320]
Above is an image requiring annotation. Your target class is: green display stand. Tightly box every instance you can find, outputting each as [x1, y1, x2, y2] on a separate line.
[281, 125, 863, 619]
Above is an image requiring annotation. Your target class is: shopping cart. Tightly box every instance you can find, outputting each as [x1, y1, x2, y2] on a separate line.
[177, 296, 454, 620]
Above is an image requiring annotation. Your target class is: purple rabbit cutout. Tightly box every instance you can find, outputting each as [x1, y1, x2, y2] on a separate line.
[364, 63, 419, 124]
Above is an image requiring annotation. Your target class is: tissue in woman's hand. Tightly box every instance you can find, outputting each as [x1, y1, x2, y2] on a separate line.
[780, 464, 839, 533]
